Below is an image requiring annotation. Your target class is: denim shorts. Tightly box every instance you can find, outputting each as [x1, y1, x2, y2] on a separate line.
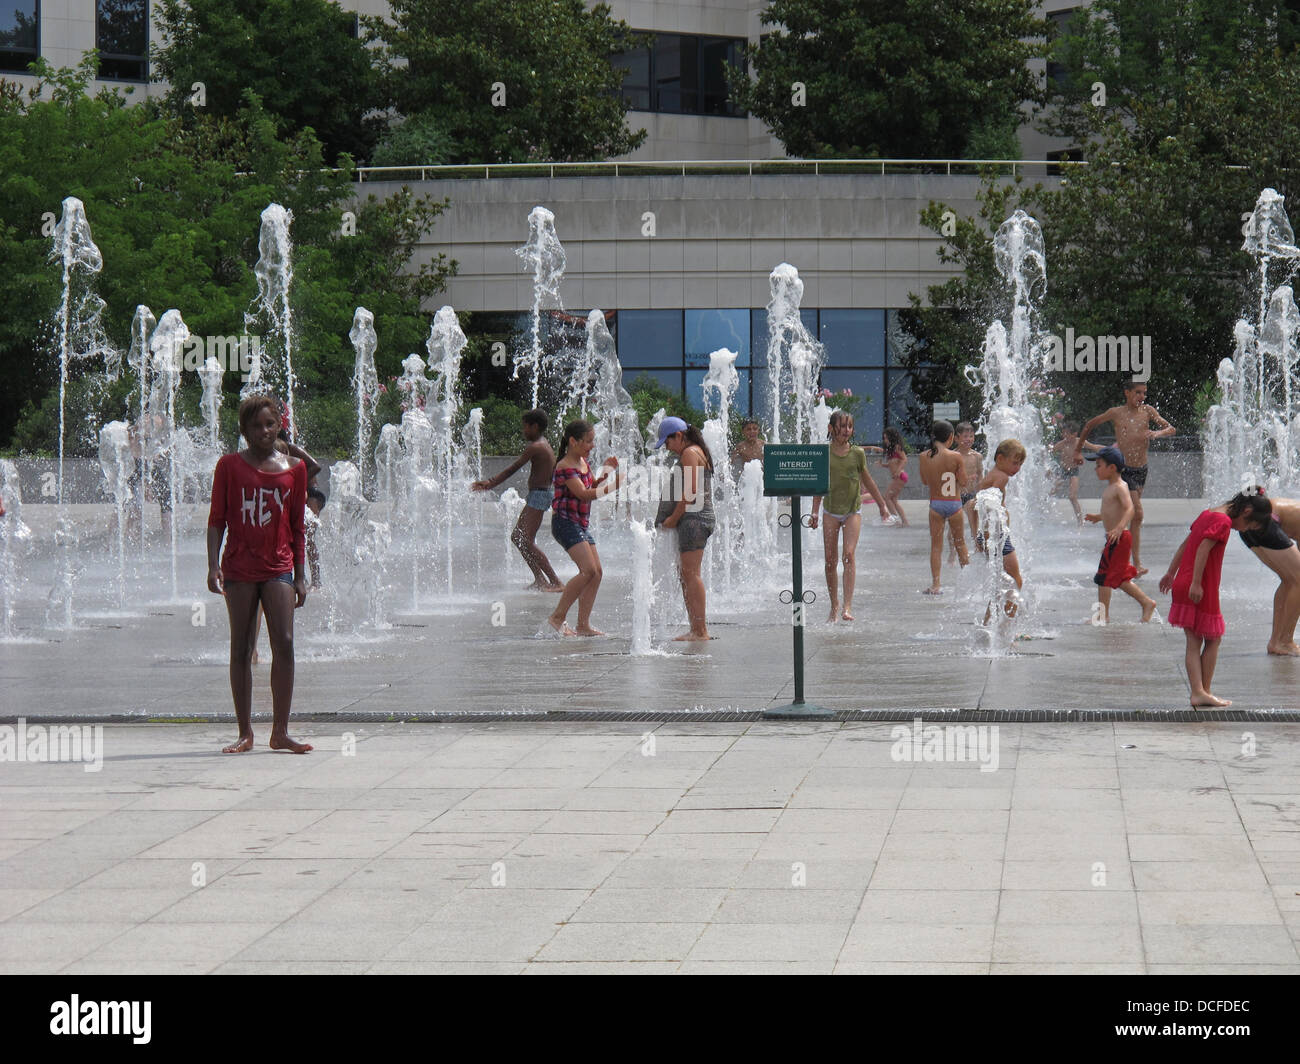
[552, 514, 595, 551]
[675, 513, 716, 553]
[525, 488, 552, 511]
[270, 571, 295, 585]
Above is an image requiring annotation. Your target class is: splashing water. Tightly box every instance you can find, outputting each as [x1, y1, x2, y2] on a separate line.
[629, 521, 659, 654]
[350, 308, 380, 497]
[765, 264, 824, 443]
[97, 421, 132, 608]
[246, 204, 296, 433]
[964, 211, 1052, 640]
[149, 310, 189, 601]
[50, 197, 113, 505]
[1203, 189, 1300, 498]
[701, 347, 739, 592]
[515, 206, 566, 409]
[0, 461, 31, 638]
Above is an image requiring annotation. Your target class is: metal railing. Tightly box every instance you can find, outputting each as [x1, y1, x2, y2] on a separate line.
[352, 158, 1084, 182]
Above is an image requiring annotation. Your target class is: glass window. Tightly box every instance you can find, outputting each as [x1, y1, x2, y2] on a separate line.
[751, 308, 817, 367]
[98, 0, 148, 81]
[1046, 8, 1081, 87]
[700, 37, 743, 116]
[685, 308, 749, 368]
[821, 369, 885, 445]
[611, 44, 651, 111]
[625, 369, 683, 397]
[887, 371, 931, 442]
[653, 33, 698, 113]
[819, 309, 886, 367]
[0, 0, 38, 74]
[615, 310, 682, 367]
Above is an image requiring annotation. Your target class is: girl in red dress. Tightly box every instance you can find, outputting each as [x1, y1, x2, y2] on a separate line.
[206, 395, 313, 753]
[1159, 490, 1271, 708]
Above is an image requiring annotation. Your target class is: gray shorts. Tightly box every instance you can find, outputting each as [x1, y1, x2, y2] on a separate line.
[676, 513, 716, 553]
[525, 488, 551, 511]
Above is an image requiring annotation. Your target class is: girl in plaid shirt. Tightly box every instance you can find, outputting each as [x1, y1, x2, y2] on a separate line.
[547, 419, 623, 636]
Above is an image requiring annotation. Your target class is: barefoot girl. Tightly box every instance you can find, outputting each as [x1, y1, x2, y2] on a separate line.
[206, 395, 313, 754]
[654, 416, 716, 641]
[865, 427, 909, 526]
[809, 410, 889, 622]
[546, 419, 623, 636]
[1158, 490, 1272, 707]
[919, 420, 970, 595]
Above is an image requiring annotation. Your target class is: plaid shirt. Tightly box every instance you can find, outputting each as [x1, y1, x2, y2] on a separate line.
[552, 463, 593, 526]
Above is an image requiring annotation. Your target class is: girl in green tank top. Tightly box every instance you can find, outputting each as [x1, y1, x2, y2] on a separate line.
[810, 411, 892, 622]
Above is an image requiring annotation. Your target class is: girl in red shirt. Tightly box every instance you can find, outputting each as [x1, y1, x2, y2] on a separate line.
[1159, 490, 1271, 708]
[207, 395, 313, 753]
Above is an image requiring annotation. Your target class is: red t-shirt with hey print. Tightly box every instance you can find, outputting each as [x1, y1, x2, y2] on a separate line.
[207, 453, 306, 583]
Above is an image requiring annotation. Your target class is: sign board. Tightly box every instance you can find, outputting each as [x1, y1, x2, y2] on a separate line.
[763, 444, 829, 497]
[932, 402, 961, 421]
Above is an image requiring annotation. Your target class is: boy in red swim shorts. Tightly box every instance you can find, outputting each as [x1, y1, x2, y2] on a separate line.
[1084, 446, 1159, 624]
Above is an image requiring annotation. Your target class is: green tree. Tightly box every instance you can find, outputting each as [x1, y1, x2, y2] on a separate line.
[0, 58, 454, 457]
[374, 0, 647, 164]
[153, 0, 380, 164]
[729, 0, 1045, 158]
[1043, 0, 1300, 143]
[905, 51, 1300, 432]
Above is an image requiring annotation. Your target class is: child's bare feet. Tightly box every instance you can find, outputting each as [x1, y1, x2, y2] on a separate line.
[1191, 693, 1232, 708]
[527, 580, 564, 592]
[1141, 602, 1158, 622]
[575, 624, 605, 636]
[673, 631, 710, 641]
[545, 616, 576, 636]
[827, 604, 840, 622]
[1135, 565, 1149, 576]
[841, 606, 854, 621]
[222, 733, 254, 754]
[1267, 641, 1300, 655]
[269, 732, 313, 753]
[922, 587, 942, 596]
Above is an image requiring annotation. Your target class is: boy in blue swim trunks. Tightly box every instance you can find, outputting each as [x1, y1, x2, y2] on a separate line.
[472, 409, 563, 590]
[974, 439, 1025, 616]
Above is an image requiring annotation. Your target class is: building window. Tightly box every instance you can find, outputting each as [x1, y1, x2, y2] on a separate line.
[613, 32, 745, 117]
[0, 0, 38, 74]
[97, 0, 148, 81]
[1046, 8, 1082, 88]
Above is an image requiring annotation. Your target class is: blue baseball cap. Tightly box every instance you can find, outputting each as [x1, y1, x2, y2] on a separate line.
[1085, 445, 1126, 470]
[655, 416, 688, 449]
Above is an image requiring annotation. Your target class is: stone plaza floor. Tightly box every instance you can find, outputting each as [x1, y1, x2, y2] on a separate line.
[1, 498, 1299, 972]
[0, 720, 1298, 973]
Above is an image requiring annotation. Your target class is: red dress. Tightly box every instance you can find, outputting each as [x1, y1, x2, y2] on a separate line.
[207, 454, 306, 583]
[1168, 510, 1231, 638]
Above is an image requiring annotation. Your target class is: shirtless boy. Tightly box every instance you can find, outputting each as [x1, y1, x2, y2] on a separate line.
[919, 420, 969, 595]
[731, 420, 765, 477]
[1083, 445, 1158, 623]
[1051, 421, 1101, 526]
[1073, 381, 1175, 574]
[1239, 494, 1300, 655]
[974, 439, 1026, 618]
[472, 409, 562, 590]
[955, 422, 983, 540]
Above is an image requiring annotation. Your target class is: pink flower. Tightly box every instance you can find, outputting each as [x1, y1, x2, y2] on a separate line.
[378, 384, 388, 394]
[843, 389, 852, 397]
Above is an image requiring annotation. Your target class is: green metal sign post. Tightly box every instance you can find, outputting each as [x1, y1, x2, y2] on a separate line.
[762, 445, 833, 720]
